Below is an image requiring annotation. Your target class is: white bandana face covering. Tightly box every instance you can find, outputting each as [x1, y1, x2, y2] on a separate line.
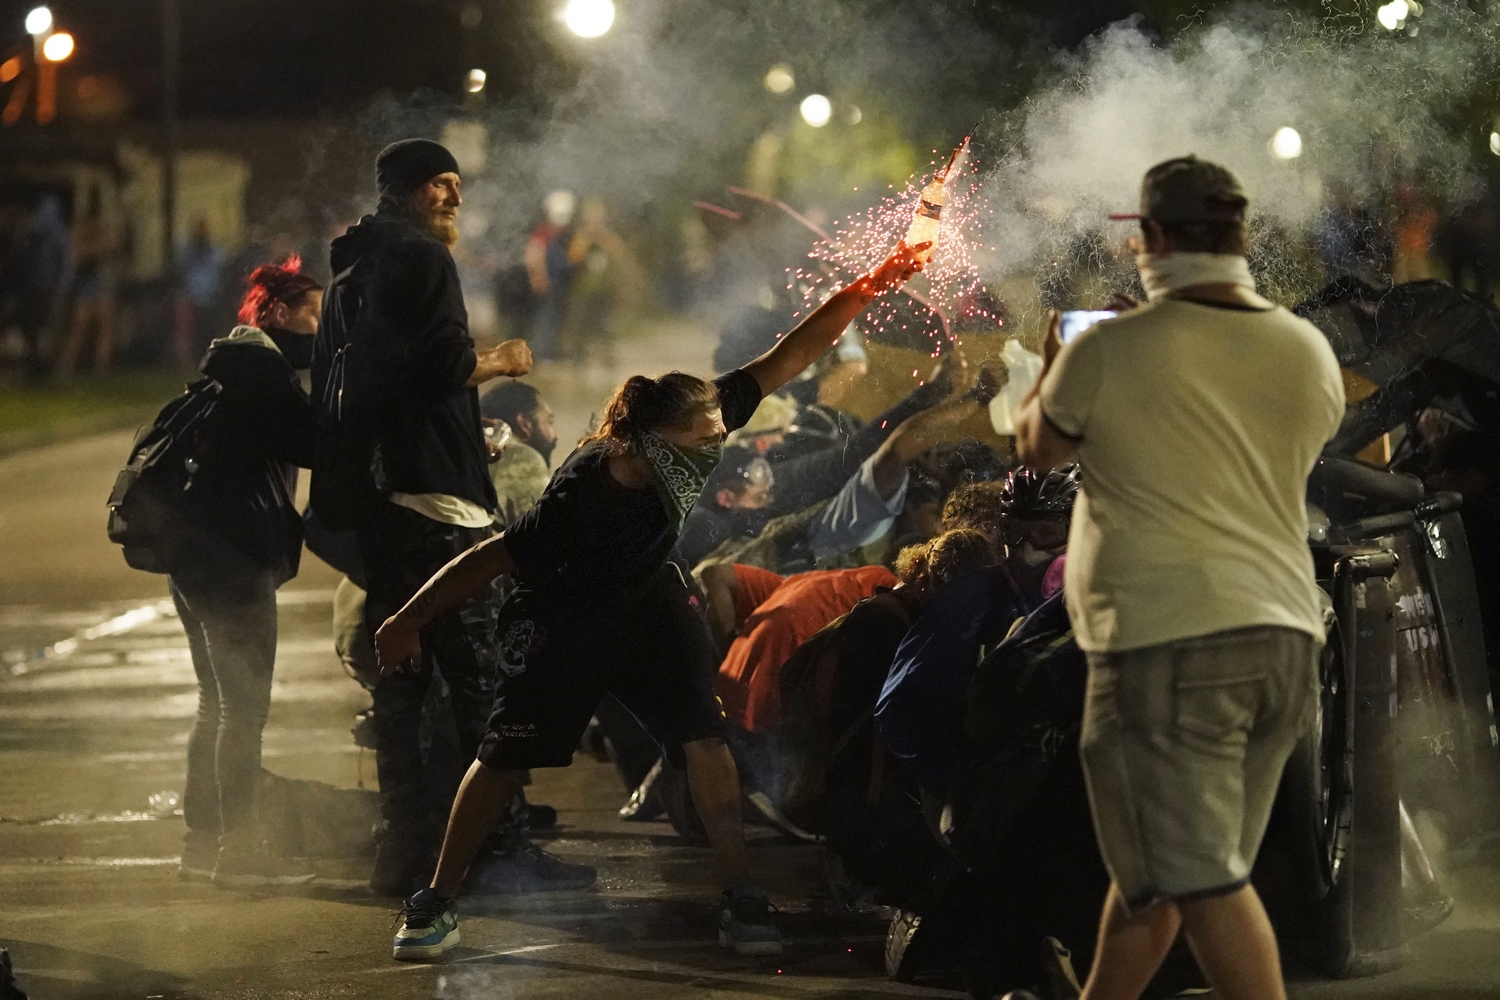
[1135, 252, 1263, 303]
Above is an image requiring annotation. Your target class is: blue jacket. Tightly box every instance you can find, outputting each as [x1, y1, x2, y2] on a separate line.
[875, 565, 1036, 794]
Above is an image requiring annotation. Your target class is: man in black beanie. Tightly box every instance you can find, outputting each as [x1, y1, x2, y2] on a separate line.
[316, 139, 593, 897]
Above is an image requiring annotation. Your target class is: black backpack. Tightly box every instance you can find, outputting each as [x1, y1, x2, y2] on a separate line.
[105, 377, 227, 573]
[309, 259, 385, 531]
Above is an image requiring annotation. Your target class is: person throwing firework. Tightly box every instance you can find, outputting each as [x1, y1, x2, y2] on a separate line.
[376, 240, 931, 961]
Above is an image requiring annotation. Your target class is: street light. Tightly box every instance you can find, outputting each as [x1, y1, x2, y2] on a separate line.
[1270, 126, 1303, 160]
[1376, 0, 1422, 31]
[24, 6, 52, 36]
[561, 0, 614, 38]
[800, 93, 832, 128]
[41, 31, 73, 62]
[763, 64, 795, 95]
[465, 68, 486, 94]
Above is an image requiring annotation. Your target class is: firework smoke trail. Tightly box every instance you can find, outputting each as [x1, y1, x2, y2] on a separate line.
[790, 144, 1001, 365]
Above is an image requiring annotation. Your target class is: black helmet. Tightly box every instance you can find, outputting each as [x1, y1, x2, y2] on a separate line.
[999, 465, 1081, 521]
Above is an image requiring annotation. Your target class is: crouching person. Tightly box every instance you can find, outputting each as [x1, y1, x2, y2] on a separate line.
[173, 258, 321, 886]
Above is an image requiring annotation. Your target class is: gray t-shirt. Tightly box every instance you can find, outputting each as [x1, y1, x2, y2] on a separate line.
[1039, 297, 1345, 653]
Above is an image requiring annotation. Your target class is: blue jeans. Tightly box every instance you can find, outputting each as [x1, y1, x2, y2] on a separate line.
[170, 569, 279, 845]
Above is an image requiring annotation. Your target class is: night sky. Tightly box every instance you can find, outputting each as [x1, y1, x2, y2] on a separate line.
[0, 0, 1154, 119]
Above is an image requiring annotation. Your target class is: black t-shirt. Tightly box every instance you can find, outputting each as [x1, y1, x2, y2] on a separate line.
[502, 369, 762, 621]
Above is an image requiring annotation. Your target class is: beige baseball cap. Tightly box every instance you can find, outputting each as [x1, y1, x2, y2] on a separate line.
[1109, 155, 1248, 223]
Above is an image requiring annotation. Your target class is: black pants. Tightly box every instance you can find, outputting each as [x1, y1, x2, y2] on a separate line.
[477, 569, 727, 772]
[170, 568, 279, 846]
[357, 504, 501, 831]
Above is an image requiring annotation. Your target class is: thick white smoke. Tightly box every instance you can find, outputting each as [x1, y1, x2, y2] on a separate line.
[972, 7, 1498, 299]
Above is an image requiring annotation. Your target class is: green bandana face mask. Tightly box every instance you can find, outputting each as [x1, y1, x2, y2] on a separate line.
[638, 432, 724, 531]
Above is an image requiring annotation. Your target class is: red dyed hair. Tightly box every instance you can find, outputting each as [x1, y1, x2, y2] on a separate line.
[236, 254, 322, 327]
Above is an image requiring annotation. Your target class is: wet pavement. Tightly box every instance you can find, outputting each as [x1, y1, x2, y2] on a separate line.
[5, 337, 1500, 998]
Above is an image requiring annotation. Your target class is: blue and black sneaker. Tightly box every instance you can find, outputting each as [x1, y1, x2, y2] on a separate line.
[391, 887, 459, 961]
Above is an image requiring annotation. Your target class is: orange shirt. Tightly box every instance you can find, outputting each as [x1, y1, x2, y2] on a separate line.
[716, 564, 898, 732]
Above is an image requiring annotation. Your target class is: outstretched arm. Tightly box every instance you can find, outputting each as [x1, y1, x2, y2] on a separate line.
[741, 241, 928, 398]
[373, 534, 518, 675]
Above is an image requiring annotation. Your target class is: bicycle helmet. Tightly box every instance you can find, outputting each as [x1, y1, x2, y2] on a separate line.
[998, 465, 1081, 522]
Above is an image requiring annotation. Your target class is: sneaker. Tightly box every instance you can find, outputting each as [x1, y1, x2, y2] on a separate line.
[465, 841, 597, 894]
[212, 845, 316, 888]
[392, 887, 460, 962]
[717, 883, 783, 956]
[177, 832, 218, 882]
[1039, 936, 1082, 1000]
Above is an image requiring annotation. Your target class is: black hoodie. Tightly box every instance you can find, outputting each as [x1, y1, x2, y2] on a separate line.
[320, 213, 496, 514]
[183, 326, 314, 584]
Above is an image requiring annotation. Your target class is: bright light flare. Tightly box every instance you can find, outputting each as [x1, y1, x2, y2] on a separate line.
[41, 31, 73, 62]
[1490, 131, 1500, 157]
[465, 68, 486, 93]
[799, 94, 832, 128]
[1270, 126, 1303, 160]
[764, 64, 795, 94]
[24, 6, 51, 36]
[1376, 0, 1408, 30]
[561, 0, 614, 38]
[0, 57, 21, 83]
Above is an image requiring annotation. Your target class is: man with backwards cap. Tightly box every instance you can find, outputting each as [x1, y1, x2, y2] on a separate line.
[1010, 157, 1344, 1000]
[320, 140, 591, 896]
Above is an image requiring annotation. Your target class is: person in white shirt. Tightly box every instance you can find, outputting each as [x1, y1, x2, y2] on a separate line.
[1012, 156, 1345, 1000]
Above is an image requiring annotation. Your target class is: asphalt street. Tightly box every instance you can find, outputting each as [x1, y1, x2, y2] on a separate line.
[3, 337, 1500, 999]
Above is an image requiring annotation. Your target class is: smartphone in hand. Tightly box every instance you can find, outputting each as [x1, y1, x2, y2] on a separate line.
[1058, 310, 1117, 345]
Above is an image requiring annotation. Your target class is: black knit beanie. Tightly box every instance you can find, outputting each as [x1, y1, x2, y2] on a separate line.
[375, 139, 461, 206]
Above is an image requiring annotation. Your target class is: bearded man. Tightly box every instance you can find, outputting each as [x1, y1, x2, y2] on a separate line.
[318, 140, 590, 896]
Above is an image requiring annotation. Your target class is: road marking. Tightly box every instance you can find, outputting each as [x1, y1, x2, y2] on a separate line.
[3, 588, 335, 676]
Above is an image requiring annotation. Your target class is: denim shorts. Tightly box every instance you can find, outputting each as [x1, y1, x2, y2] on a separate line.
[1079, 625, 1321, 914]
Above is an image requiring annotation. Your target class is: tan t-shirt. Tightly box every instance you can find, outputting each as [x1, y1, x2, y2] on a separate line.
[1039, 298, 1345, 653]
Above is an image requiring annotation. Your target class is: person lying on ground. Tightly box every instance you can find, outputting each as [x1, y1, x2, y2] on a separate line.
[373, 240, 930, 962]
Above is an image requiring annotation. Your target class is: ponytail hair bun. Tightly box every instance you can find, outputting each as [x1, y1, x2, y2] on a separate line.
[237, 254, 323, 327]
[586, 371, 720, 453]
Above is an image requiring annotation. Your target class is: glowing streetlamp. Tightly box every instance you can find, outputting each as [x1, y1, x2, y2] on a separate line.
[1377, 0, 1422, 31]
[1270, 126, 1303, 160]
[25, 6, 52, 36]
[763, 64, 794, 95]
[561, 0, 614, 38]
[799, 93, 832, 128]
[41, 31, 73, 62]
[465, 68, 486, 94]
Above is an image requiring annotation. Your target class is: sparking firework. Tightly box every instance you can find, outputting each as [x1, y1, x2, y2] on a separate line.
[790, 133, 999, 368]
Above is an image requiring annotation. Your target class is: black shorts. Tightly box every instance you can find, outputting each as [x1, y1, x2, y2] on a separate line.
[477, 570, 727, 771]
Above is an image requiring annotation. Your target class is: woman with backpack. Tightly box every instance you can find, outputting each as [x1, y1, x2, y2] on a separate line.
[374, 241, 928, 961]
[171, 257, 321, 887]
